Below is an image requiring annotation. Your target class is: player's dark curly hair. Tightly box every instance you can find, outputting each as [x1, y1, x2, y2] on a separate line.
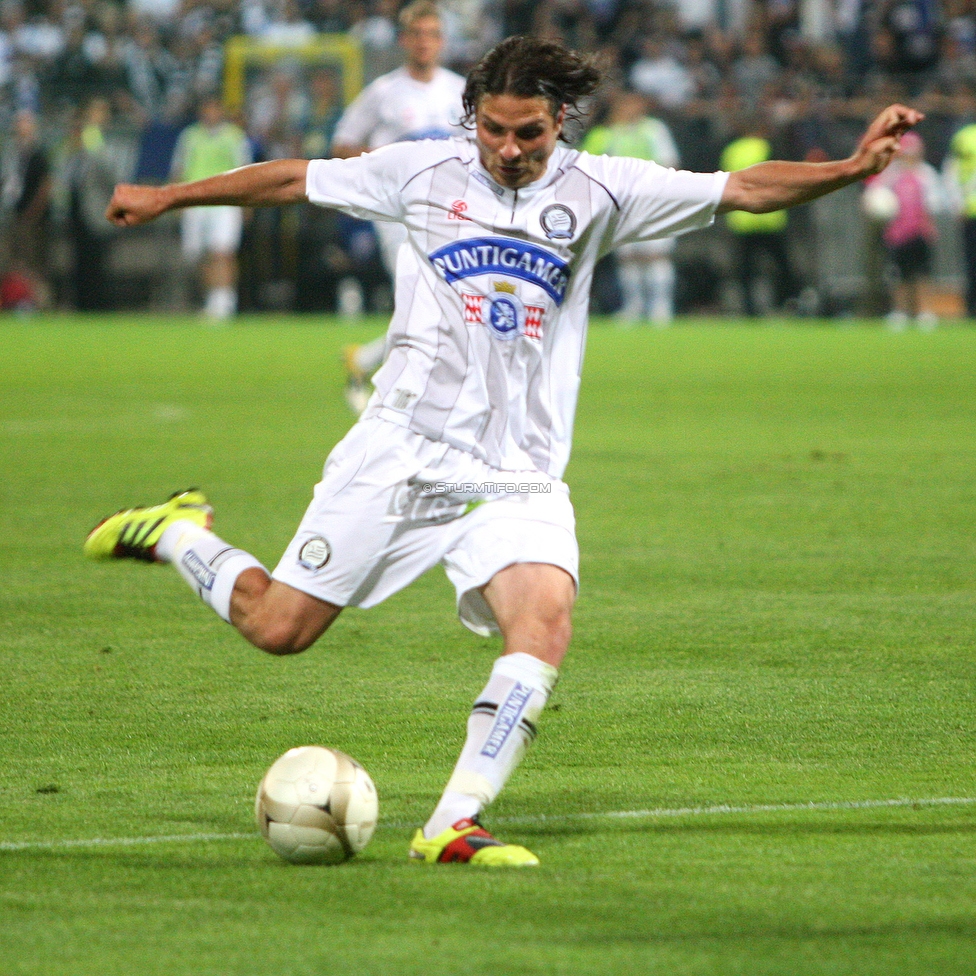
[462, 36, 603, 140]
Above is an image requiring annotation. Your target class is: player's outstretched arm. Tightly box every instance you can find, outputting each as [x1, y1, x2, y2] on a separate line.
[105, 159, 310, 227]
[717, 104, 924, 215]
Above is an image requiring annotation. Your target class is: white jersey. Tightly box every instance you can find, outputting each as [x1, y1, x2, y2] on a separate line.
[306, 139, 727, 478]
[332, 66, 467, 149]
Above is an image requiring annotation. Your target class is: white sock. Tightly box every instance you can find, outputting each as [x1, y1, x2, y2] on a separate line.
[648, 260, 675, 325]
[617, 262, 644, 321]
[424, 652, 558, 838]
[205, 286, 237, 319]
[157, 520, 266, 622]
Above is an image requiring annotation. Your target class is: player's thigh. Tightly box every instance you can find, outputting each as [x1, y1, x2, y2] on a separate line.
[481, 562, 576, 634]
[443, 489, 579, 641]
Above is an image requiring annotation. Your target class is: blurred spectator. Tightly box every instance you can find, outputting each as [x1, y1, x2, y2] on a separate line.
[300, 66, 343, 159]
[720, 116, 801, 316]
[248, 61, 309, 159]
[882, 0, 942, 81]
[332, 0, 466, 408]
[582, 89, 681, 325]
[65, 97, 118, 311]
[308, 0, 351, 33]
[863, 130, 945, 327]
[263, 0, 317, 44]
[124, 19, 181, 120]
[332, 0, 466, 273]
[45, 16, 103, 109]
[731, 28, 781, 108]
[629, 33, 695, 110]
[127, 0, 183, 24]
[132, 88, 191, 182]
[170, 94, 251, 318]
[944, 119, 976, 318]
[1, 106, 51, 307]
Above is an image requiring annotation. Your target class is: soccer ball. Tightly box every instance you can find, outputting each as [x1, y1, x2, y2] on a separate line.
[862, 184, 899, 222]
[255, 746, 378, 865]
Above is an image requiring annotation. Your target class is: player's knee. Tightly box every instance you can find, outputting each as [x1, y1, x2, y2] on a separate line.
[517, 598, 572, 655]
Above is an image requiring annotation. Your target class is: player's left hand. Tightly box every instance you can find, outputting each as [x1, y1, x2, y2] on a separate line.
[855, 104, 925, 176]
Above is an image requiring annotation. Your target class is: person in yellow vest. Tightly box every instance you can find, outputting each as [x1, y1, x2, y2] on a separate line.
[582, 89, 681, 325]
[943, 122, 976, 317]
[720, 119, 800, 316]
[170, 95, 252, 319]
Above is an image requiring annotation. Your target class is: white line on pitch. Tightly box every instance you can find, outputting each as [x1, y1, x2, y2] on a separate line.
[2, 796, 974, 853]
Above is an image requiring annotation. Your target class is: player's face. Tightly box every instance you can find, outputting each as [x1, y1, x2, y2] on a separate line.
[401, 16, 444, 71]
[475, 94, 564, 190]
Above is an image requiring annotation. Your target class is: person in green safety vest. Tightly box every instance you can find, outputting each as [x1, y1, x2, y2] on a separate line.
[720, 118, 800, 316]
[170, 95, 252, 319]
[943, 121, 976, 317]
[582, 89, 681, 325]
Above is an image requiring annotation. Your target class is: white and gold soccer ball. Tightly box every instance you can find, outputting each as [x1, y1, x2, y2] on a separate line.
[255, 746, 378, 865]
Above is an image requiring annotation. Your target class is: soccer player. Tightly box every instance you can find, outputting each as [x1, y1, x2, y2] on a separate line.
[581, 89, 682, 325]
[331, 0, 467, 411]
[170, 95, 252, 320]
[89, 36, 921, 867]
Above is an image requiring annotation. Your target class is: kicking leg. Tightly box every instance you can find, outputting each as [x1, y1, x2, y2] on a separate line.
[84, 489, 340, 654]
[410, 563, 574, 866]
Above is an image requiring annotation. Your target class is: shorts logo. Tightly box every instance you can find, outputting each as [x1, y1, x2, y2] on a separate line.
[540, 204, 576, 240]
[298, 536, 332, 570]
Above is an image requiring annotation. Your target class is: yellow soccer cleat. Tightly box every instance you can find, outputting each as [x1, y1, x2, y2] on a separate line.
[84, 489, 213, 562]
[409, 818, 540, 867]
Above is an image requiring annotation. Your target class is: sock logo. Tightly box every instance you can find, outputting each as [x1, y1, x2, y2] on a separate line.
[181, 549, 216, 591]
[480, 683, 533, 758]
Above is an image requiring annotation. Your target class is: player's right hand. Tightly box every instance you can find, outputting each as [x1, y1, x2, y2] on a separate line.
[105, 184, 168, 227]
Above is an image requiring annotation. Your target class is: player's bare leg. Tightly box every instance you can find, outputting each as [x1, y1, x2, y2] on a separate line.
[411, 562, 575, 865]
[229, 570, 341, 655]
[202, 250, 238, 319]
[85, 493, 340, 654]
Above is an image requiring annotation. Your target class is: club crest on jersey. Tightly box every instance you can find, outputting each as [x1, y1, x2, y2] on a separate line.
[539, 204, 577, 240]
[486, 282, 524, 341]
[428, 237, 570, 305]
[462, 283, 545, 341]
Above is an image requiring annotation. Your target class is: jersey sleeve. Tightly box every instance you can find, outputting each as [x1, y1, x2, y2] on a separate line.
[305, 141, 454, 223]
[582, 154, 728, 250]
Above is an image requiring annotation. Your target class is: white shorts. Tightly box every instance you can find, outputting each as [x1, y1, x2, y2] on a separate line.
[181, 206, 243, 261]
[272, 417, 579, 636]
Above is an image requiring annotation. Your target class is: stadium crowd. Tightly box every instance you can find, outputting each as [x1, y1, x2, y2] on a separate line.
[1, 0, 975, 316]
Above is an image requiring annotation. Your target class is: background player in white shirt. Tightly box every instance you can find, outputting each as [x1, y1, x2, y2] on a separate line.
[332, 1, 467, 410]
[91, 36, 922, 867]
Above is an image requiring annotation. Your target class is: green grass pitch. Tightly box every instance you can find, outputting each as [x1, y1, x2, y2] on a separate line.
[1, 314, 975, 975]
